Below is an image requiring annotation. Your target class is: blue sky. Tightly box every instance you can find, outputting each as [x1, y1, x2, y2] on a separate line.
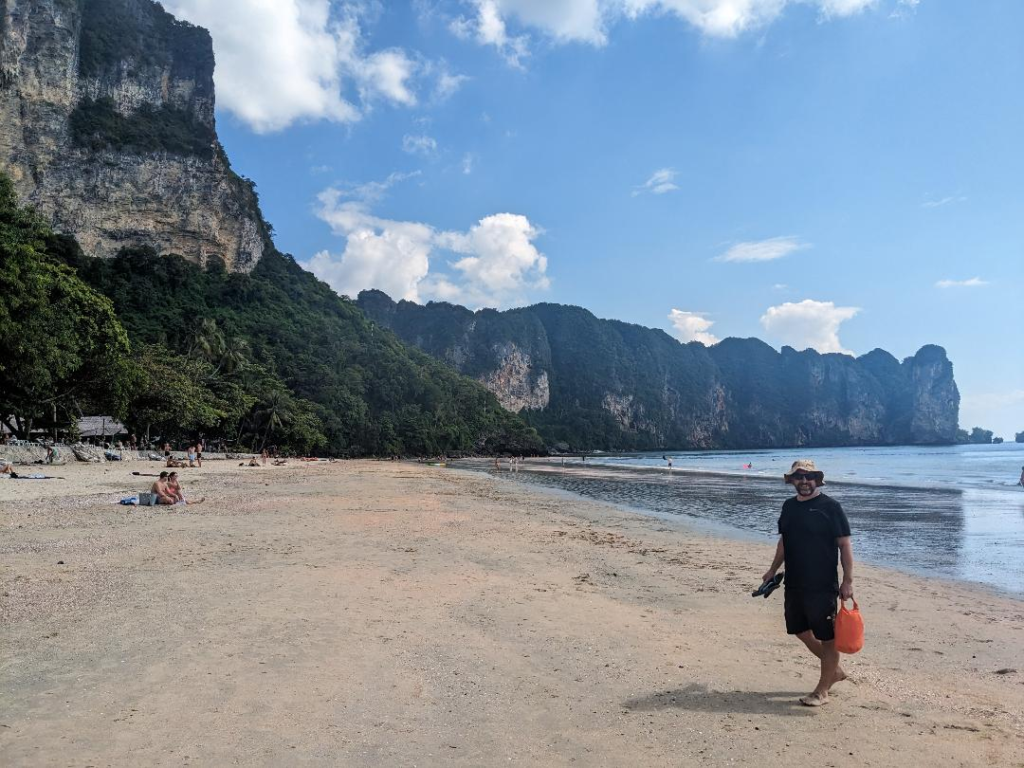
[163, 1, 1023, 437]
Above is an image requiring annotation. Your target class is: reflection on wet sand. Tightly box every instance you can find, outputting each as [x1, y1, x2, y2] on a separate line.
[465, 458, 1024, 596]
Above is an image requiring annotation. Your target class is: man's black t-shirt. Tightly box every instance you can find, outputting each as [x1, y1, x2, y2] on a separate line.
[778, 493, 851, 593]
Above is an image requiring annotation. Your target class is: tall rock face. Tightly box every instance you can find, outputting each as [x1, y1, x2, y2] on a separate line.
[0, 0, 266, 271]
[357, 291, 961, 451]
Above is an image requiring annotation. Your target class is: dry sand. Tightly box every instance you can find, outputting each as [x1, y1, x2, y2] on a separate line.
[1, 460, 1022, 767]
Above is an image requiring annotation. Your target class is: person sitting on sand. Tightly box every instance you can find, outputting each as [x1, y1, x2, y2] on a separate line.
[150, 472, 176, 505]
[0, 458, 17, 478]
[166, 472, 204, 505]
[762, 459, 854, 707]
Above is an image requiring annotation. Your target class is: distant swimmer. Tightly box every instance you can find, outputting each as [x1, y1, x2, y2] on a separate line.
[1019, 466, 1024, 488]
[667, 457, 673, 470]
[745, 463, 753, 470]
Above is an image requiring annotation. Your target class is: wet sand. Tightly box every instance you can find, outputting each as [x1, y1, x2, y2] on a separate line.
[482, 458, 1024, 596]
[1, 460, 1022, 766]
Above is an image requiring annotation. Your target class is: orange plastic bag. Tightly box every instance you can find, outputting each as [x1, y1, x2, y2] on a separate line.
[834, 598, 864, 654]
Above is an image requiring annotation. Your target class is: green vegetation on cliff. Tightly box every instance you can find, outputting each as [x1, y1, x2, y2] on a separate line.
[73, 1, 217, 157]
[0, 173, 543, 455]
[78, 0, 213, 81]
[70, 97, 215, 157]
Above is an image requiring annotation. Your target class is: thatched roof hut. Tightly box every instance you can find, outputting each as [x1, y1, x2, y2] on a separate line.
[77, 416, 127, 439]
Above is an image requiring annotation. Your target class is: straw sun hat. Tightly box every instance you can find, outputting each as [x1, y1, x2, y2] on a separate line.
[784, 459, 825, 484]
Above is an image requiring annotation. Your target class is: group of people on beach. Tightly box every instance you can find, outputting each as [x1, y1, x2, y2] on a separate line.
[163, 441, 203, 468]
[494, 455, 526, 473]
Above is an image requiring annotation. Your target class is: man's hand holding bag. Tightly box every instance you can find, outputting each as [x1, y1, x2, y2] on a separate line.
[834, 598, 864, 654]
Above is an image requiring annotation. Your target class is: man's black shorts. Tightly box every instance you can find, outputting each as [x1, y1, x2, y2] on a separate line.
[784, 590, 837, 641]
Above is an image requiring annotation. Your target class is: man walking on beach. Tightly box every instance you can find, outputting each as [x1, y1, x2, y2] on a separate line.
[763, 459, 854, 707]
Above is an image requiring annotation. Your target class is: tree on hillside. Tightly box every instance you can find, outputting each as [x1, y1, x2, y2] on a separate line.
[258, 389, 289, 451]
[0, 175, 134, 438]
[968, 427, 993, 445]
[189, 318, 225, 364]
[216, 335, 249, 375]
[126, 346, 228, 445]
[59, 243, 544, 456]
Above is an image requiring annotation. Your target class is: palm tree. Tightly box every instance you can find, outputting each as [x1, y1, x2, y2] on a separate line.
[258, 390, 291, 451]
[188, 319, 225, 365]
[215, 336, 249, 375]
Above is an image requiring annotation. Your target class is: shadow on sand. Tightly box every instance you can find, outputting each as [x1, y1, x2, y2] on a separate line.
[624, 683, 816, 716]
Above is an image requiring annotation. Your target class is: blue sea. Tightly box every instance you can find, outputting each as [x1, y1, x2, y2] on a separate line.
[471, 444, 1024, 596]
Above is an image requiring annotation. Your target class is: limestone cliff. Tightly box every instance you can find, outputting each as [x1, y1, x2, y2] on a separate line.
[357, 290, 962, 451]
[0, 0, 265, 271]
[480, 343, 550, 413]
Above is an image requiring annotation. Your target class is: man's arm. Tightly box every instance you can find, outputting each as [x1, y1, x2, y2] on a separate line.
[763, 536, 785, 583]
[837, 536, 854, 600]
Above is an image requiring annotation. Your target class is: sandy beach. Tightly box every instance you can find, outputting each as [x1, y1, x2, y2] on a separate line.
[1, 460, 1022, 766]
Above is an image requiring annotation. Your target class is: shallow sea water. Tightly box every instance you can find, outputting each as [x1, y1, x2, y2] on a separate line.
[470, 444, 1024, 596]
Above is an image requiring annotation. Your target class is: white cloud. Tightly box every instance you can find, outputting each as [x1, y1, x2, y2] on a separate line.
[339, 170, 422, 204]
[355, 48, 418, 106]
[163, 1, 420, 132]
[306, 226, 434, 303]
[633, 168, 679, 196]
[461, 153, 476, 174]
[935, 277, 988, 288]
[451, 0, 880, 60]
[402, 134, 439, 156]
[435, 68, 471, 100]
[307, 177, 548, 308]
[451, 0, 531, 67]
[760, 299, 860, 354]
[434, 213, 550, 306]
[891, 0, 920, 18]
[716, 236, 810, 263]
[921, 195, 967, 209]
[667, 309, 719, 345]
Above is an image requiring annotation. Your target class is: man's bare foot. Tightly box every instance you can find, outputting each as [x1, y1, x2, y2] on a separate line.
[830, 668, 848, 690]
[800, 691, 828, 707]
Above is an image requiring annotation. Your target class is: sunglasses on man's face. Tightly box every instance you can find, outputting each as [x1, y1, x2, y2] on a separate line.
[791, 473, 817, 481]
